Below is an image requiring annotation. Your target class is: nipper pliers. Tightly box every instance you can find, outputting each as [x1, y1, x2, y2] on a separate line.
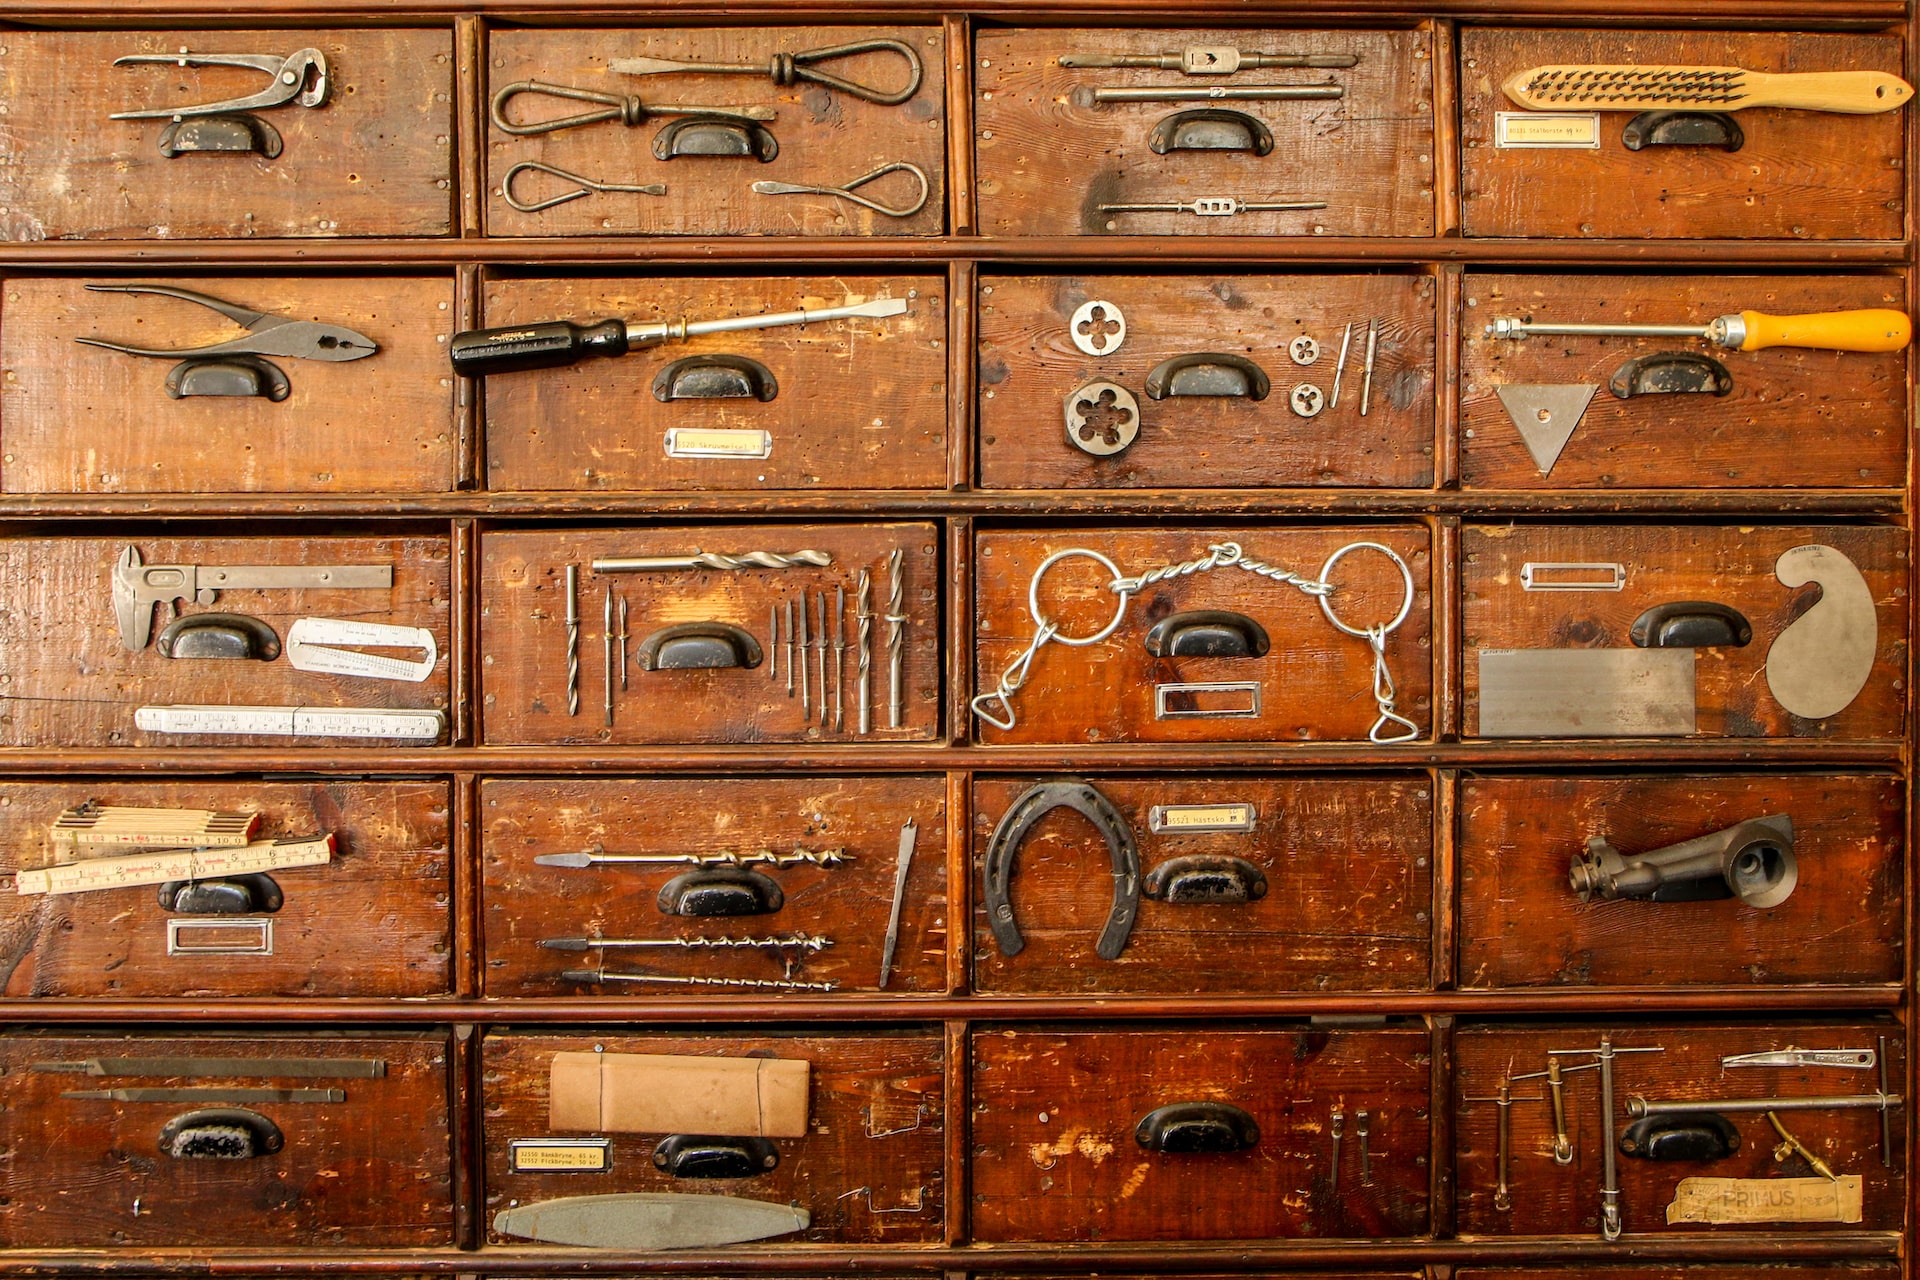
[111, 48, 331, 121]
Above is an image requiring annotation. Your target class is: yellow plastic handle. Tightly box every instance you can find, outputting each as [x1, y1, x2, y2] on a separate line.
[1736, 308, 1913, 353]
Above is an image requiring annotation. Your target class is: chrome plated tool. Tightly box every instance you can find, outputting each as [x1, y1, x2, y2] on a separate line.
[565, 565, 580, 717]
[593, 549, 831, 573]
[78, 284, 376, 364]
[541, 933, 831, 953]
[878, 818, 917, 989]
[885, 549, 905, 729]
[561, 968, 837, 992]
[1061, 47, 1359, 72]
[452, 298, 908, 376]
[1724, 1048, 1876, 1070]
[113, 544, 392, 651]
[489, 80, 774, 136]
[534, 848, 848, 870]
[111, 47, 330, 119]
[1486, 308, 1911, 352]
[612, 39, 924, 105]
[855, 569, 873, 734]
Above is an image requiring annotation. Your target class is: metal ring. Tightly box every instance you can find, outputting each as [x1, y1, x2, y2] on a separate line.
[1029, 548, 1128, 647]
[1317, 541, 1415, 638]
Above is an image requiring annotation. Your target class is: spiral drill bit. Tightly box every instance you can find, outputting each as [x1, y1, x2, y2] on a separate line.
[855, 569, 873, 735]
[885, 548, 905, 729]
[540, 933, 833, 953]
[592, 549, 832, 573]
[561, 970, 838, 992]
[536, 847, 850, 870]
[564, 564, 580, 717]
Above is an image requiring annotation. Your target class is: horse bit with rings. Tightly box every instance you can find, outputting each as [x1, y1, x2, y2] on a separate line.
[969, 540, 1420, 744]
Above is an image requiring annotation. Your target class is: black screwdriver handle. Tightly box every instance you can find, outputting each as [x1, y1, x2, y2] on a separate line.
[448, 319, 629, 377]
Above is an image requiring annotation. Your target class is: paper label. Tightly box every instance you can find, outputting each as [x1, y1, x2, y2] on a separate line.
[1666, 1175, 1863, 1225]
[509, 1138, 612, 1172]
[1495, 112, 1602, 149]
[1148, 804, 1258, 833]
[665, 429, 773, 460]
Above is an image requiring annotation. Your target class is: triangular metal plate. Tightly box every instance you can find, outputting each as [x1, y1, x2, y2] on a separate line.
[1495, 383, 1598, 477]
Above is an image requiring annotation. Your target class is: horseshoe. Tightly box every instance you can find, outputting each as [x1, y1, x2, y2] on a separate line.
[983, 779, 1140, 960]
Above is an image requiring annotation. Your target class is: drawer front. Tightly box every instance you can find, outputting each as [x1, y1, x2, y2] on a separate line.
[978, 273, 1436, 489]
[481, 276, 946, 492]
[485, 27, 946, 238]
[1458, 773, 1904, 990]
[0, 533, 451, 748]
[481, 775, 947, 996]
[973, 525, 1432, 744]
[1459, 29, 1905, 240]
[1459, 1269, 1902, 1280]
[2, 275, 458, 495]
[0, 778, 452, 998]
[1459, 274, 1908, 490]
[0, 30, 452, 240]
[480, 523, 939, 745]
[974, 28, 1435, 238]
[1462, 524, 1908, 741]
[0, 1031, 452, 1247]
[1456, 1022, 1907, 1236]
[482, 1031, 945, 1244]
[970, 774, 1432, 994]
[971, 1025, 1432, 1240]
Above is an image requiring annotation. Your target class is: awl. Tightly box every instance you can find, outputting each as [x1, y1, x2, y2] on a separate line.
[1486, 308, 1911, 353]
[450, 296, 909, 377]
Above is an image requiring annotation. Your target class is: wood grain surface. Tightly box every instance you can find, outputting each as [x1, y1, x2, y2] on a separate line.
[0, 1030, 453, 1247]
[975, 28, 1435, 238]
[0, 533, 451, 748]
[0, 778, 452, 998]
[1459, 274, 1909, 490]
[1, 275, 458, 494]
[481, 276, 947, 492]
[482, 1030, 945, 1244]
[1459, 29, 1906, 240]
[1457, 772, 1905, 989]
[973, 524, 1433, 744]
[977, 272, 1436, 489]
[970, 774, 1432, 994]
[480, 775, 947, 996]
[484, 27, 947, 238]
[0, 30, 453, 240]
[1461, 523, 1909, 740]
[1455, 1020, 1907, 1235]
[970, 1025, 1432, 1240]
[480, 523, 940, 745]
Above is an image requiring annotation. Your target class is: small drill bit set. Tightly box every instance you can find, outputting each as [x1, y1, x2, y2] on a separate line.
[768, 547, 907, 734]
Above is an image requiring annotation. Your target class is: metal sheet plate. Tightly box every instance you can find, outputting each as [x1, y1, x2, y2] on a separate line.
[1477, 648, 1696, 737]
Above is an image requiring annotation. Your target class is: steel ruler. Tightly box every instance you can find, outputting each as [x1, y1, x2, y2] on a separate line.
[16, 834, 335, 896]
[135, 704, 445, 739]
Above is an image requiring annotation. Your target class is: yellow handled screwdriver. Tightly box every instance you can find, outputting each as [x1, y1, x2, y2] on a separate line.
[1486, 308, 1911, 353]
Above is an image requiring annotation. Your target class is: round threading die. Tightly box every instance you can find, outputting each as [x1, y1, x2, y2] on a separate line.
[1070, 299, 1127, 355]
[1317, 541, 1415, 638]
[1288, 335, 1319, 365]
[1064, 380, 1140, 456]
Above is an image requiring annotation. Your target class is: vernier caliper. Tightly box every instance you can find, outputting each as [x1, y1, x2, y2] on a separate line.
[113, 544, 392, 651]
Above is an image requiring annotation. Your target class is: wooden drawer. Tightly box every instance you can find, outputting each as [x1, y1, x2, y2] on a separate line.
[481, 775, 947, 997]
[482, 1030, 945, 1244]
[974, 28, 1435, 238]
[973, 524, 1432, 745]
[480, 523, 939, 745]
[0, 778, 452, 998]
[1456, 1021, 1907, 1236]
[0, 1030, 453, 1247]
[0, 30, 452, 240]
[970, 1024, 1432, 1240]
[977, 273, 1435, 489]
[1462, 524, 1908, 741]
[2, 274, 459, 495]
[1458, 773, 1905, 990]
[0, 532, 451, 748]
[485, 27, 946, 238]
[970, 774, 1432, 994]
[1459, 29, 1906, 241]
[1459, 274, 1908, 490]
[481, 276, 946, 492]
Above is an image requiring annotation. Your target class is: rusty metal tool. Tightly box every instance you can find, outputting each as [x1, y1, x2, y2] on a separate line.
[112, 543, 391, 652]
[612, 38, 924, 105]
[1550, 1037, 1665, 1241]
[78, 284, 377, 364]
[490, 80, 773, 136]
[877, 818, 917, 989]
[1062, 47, 1359, 73]
[111, 47, 330, 119]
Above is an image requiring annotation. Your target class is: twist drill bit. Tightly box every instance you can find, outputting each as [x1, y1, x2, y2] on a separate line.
[540, 933, 833, 953]
[855, 569, 873, 735]
[561, 969, 838, 992]
[797, 595, 811, 719]
[813, 590, 829, 726]
[832, 585, 846, 732]
[602, 584, 615, 728]
[536, 847, 850, 870]
[885, 548, 905, 729]
[783, 598, 795, 696]
[564, 564, 580, 717]
[592, 549, 832, 573]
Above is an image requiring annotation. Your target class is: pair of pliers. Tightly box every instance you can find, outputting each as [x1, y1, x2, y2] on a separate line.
[75, 284, 378, 362]
[111, 48, 331, 120]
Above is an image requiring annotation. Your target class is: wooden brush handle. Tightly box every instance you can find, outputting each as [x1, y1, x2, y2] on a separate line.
[1745, 69, 1913, 114]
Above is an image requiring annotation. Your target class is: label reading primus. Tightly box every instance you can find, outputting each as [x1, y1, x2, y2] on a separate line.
[509, 1138, 612, 1172]
[1148, 803, 1258, 833]
[665, 428, 773, 460]
[1494, 112, 1602, 149]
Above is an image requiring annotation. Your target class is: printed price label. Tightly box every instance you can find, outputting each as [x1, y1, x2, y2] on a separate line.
[1495, 112, 1602, 149]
